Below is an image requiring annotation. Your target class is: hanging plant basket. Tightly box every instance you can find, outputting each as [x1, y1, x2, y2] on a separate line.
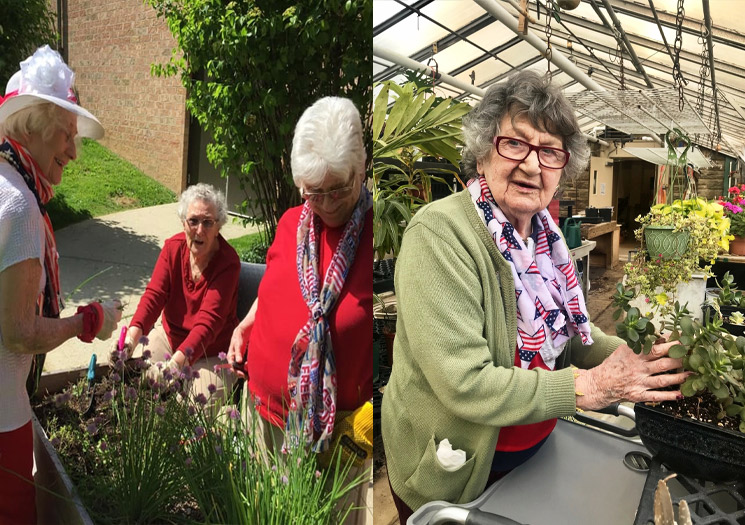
[644, 225, 689, 260]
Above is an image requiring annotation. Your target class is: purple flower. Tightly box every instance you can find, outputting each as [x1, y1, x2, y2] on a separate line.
[163, 367, 173, 381]
[125, 387, 137, 401]
[184, 347, 194, 359]
[112, 372, 121, 382]
[50, 437, 60, 448]
[191, 370, 200, 380]
[194, 426, 205, 439]
[185, 457, 193, 467]
[164, 352, 171, 361]
[215, 444, 222, 455]
[139, 335, 149, 345]
[188, 406, 197, 416]
[272, 465, 277, 472]
[315, 470, 321, 480]
[113, 359, 124, 371]
[228, 408, 239, 420]
[142, 349, 152, 360]
[207, 384, 217, 394]
[212, 364, 221, 374]
[218, 351, 227, 362]
[195, 393, 208, 406]
[281, 475, 288, 485]
[54, 394, 65, 407]
[99, 441, 108, 452]
[155, 405, 165, 417]
[86, 422, 97, 435]
[182, 365, 192, 379]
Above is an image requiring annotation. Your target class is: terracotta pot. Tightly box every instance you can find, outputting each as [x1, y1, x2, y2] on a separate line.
[730, 235, 745, 256]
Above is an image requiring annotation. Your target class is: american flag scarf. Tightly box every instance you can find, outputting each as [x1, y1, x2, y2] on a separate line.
[467, 176, 592, 370]
[285, 184, 372, 452]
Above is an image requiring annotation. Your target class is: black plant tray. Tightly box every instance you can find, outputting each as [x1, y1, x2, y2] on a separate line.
[700, 304, 745, 336]
[635, 402, 745, 482]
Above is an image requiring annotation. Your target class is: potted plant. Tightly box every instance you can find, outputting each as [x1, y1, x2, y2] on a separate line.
[613, 199, 745, 480]
[718, 184, 745, 255]
[372, 79, 471, 260]
[626, 198, 731, 316]
[702, 271, 745, 336]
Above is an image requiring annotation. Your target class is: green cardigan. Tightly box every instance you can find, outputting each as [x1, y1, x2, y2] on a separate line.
[381, 190, 623, 511]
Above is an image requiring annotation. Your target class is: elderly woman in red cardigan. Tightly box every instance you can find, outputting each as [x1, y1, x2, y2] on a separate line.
[228, 96, 373, 524]
[118, 183, 241, 404]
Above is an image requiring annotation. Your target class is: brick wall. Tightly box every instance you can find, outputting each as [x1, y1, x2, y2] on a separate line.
[66, 0, 188, 193]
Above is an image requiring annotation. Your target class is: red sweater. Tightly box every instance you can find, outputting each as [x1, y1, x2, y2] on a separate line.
[247, 206, 373, 427]
[131, 233, 240, 363]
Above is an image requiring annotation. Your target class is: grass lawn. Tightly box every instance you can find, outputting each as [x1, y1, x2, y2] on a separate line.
[227, 231, 269, 263]
[47, 139, 176, 230]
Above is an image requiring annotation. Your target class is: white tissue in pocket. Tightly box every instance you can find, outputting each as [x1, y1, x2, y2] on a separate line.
[436, 438, 466, 471]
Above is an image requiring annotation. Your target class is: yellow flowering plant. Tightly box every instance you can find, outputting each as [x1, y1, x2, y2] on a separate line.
[625, 198, 732, 316]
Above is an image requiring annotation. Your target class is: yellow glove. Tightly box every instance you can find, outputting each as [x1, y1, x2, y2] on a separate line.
[319, 401, 373, 469]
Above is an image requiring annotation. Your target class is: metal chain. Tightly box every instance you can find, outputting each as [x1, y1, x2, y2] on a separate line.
[672, 0, 686, 111]
[544, 1, 553, 79]
[618, 39, 625, 90]
[696, 23, 709, 116]
[695, 22, 709, 146]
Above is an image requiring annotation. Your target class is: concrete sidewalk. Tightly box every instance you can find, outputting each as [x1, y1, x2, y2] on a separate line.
[44, 202, 258, 374]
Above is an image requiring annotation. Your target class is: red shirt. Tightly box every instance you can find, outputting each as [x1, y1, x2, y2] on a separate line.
[247, 206, 373, 427]
[495, 351, 557, 452]
[131, 233, 240, 363]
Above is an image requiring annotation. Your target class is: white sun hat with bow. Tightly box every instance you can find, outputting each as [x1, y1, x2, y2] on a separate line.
[0, 45, 104, 139]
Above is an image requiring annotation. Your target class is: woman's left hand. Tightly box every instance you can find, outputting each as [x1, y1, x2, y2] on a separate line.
[574, 340, 691, 411]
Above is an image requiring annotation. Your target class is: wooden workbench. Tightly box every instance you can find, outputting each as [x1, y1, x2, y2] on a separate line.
[580, 221, 620, 269]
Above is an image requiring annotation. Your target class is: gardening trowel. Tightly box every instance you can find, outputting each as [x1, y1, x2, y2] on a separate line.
[83, 353, 97, 417]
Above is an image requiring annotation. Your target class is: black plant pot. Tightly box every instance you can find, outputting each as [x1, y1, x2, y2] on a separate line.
[635, 402, 745, 481]
[701, 303, 745, 336]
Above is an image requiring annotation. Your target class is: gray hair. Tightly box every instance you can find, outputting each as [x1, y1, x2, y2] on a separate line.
[461, 70, 589, 180]
[177, 183, 228, 229]
[291, 97, 366, 188]
[0, 102, 72, 144]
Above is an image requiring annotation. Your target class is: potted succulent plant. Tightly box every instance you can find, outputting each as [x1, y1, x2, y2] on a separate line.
[613, 197, 745, 480]
[702, 271, 745, 336]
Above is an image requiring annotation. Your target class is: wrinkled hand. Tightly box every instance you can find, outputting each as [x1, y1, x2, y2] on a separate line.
[575, 340, 691, 411]
[109, 337, 135, 365]
[227, 325, 249, 380]
[96, 300, 122, 341]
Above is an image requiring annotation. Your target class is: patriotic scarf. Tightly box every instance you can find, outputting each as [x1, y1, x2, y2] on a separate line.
[467, 176, 592, 370]
[285, 184, 372, 452]
[0, 137, 61, 319]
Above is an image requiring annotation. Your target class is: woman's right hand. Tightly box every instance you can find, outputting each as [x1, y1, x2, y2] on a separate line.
[574, 340, 691, 411]
[228, 324, 250, 379]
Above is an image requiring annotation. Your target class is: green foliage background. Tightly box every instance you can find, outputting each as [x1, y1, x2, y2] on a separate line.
[147, 0, 373, 241]
[0, 0, 57, 87]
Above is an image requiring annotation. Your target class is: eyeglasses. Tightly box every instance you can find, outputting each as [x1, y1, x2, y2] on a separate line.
[493, 136, 570, 169]
[185, 217, 216, 229]
[301, 183, 355, 203]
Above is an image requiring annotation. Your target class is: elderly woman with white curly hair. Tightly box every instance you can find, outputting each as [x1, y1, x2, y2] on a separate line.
[0, 46, 122, 524]
[228, 96, 373, 523]
[382, 70, 689, 522]
[118, 182, 241, 404]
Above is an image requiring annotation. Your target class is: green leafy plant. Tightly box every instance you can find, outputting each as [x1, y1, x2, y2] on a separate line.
[714, 271, 745, 309]
[0, 0, 56, 87]
[372, 80, 471, 259]
[39, 348, 364, 523]
[625, 198, 731, 316]
[147, 0, 372, 242]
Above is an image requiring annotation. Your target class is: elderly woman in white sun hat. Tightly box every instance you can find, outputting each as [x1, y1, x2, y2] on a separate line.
[0, 45, 121, 524]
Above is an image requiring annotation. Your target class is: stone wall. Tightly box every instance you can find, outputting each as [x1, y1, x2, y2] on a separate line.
[65, 0, 188, 193]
